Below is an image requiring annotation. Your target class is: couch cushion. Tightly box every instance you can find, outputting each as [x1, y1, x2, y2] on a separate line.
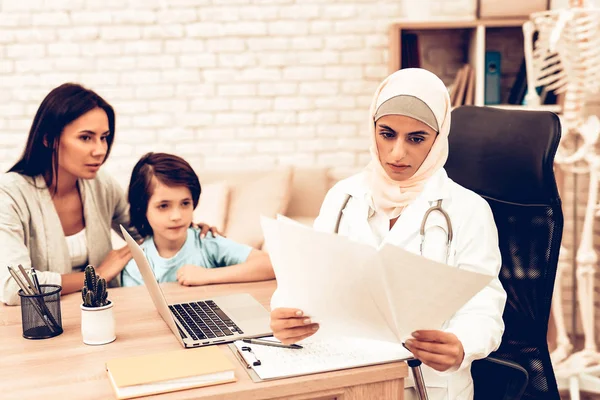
[284, 167, 330, 218]
[225, 167, 294, 248]
[193, 181, 230, 233]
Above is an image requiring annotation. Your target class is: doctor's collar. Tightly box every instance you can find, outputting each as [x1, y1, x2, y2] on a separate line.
[420, 168, 451, 202]
[373, 169, 450, 211]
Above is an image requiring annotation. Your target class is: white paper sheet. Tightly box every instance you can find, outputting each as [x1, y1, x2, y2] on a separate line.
[261, 216, 494, 344]
[233, 337, 412, 381]
[261, 216, 398, 343]
[377, 243, 494, 341]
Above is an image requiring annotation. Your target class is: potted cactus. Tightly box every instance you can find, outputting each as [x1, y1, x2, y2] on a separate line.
[80, 265, 116, 345]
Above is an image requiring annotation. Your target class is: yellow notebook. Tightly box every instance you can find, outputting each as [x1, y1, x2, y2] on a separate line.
[105, 346, 236, 399]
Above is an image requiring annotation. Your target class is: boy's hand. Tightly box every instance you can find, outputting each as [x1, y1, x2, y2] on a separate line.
[176, 265, 211, 286]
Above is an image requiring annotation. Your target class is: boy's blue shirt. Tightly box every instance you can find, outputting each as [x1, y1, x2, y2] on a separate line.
[121, 228, 253, 287]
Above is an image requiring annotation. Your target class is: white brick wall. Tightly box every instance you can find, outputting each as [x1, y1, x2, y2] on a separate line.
[0, 0, 476, 177]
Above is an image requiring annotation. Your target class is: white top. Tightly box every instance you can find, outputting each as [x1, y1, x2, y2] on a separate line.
[65, 228, 88, 270]
[367, 196, 452, 264]
[313, 168, 507, 400]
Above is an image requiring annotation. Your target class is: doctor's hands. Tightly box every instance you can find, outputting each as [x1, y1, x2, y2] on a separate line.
[270, 308, 320, 345]
[404, 330, 465, 372]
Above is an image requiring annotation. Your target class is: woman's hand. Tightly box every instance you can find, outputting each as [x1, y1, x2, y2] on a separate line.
[404, 330, 465, 372]
[270, 308, 319, 345]
[192, 222, 224, 238]
[177, 265, 211, 286]
[96, 245, 132, 282]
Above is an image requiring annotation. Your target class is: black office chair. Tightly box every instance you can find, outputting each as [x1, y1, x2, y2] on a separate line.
[409, 106, 563, 400]
[441, 106, 563, 400]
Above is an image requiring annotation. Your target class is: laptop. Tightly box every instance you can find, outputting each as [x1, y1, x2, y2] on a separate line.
[120, 225, 272, 348]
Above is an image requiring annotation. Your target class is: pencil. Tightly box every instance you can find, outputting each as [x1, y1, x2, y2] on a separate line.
[17, 264, 37, 294]
[8, 266, 34, 295]
[27, 267, 61, 330]
[7, 267, 56, 334]
[27, 268, 61, 332]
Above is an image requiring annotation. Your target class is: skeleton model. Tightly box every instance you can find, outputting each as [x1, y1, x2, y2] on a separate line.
[523, 1, 600, 398]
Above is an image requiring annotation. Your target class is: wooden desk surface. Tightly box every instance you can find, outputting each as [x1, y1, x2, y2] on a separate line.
[0, 280, 407, 400]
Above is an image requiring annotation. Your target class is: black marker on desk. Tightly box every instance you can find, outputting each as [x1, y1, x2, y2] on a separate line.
[243, 338, 303, 349]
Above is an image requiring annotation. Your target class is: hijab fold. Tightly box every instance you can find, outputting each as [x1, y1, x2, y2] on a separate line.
[365, 68, 452, 219]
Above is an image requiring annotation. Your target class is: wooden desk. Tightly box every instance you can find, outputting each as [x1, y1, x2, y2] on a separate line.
[0, 281, 407, 400]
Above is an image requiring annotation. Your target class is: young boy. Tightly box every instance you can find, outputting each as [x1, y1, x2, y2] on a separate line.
[121, 152, 274, 287]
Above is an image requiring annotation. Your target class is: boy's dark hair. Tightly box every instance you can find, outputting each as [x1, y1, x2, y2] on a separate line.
[128, 152, 201, 237]
[9, 83, 115, 192]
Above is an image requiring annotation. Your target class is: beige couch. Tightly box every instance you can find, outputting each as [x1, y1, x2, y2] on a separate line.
[195, 166, 339, 249]
[112, 166, 339, 250]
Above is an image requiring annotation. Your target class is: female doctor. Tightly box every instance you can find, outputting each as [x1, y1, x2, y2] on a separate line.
[269, 68, 507, 400]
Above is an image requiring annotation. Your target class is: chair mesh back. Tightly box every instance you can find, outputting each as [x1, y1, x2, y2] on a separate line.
[446, 106, 563, 400]
[486, 200, 562, 399]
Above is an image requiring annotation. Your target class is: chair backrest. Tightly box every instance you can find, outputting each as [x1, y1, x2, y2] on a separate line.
[445, 106, 563, 400]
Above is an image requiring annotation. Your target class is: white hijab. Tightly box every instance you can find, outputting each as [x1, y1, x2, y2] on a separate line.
[366, 68, 452, 219]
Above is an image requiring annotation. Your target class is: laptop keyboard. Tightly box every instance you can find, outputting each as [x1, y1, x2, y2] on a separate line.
[168, 300, 244, 341]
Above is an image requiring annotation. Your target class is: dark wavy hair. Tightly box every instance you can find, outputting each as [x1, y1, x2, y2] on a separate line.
[128, 152, 201, 237]
[9, 83, 115, 191]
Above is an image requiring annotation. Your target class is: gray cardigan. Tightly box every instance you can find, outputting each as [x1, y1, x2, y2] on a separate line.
[0, 171, 138, 305]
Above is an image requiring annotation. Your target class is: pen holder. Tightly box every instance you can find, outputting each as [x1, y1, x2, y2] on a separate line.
[18, 284, 63, 340]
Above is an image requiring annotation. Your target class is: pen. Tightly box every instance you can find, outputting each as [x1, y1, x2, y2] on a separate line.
[31, 267, 42, 294]
[7, 267, 56, 333]
[27, 267, 61, 330]
[10, 266, 61, 333]
[243, 338, 303, 349]
[8, 266, 34, 296]
[17, 264, 37, 294]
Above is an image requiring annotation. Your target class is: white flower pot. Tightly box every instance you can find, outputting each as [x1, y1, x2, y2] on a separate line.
[80, 302, 116, 345]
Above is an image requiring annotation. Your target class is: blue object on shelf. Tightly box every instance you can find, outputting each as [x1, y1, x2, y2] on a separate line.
[485, 51, 501, 105]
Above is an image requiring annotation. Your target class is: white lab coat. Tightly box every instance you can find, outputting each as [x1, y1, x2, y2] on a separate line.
[313, 168, 507, 400]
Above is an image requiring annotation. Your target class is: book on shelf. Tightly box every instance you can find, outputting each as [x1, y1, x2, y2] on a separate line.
[464, 65, 475, 106]
[450, 64, 473, 108]
[401, 33, 421, 68]
[105, 346, 236, 399]
[507, 58, 527, 105]
[449, 65, 464, 106]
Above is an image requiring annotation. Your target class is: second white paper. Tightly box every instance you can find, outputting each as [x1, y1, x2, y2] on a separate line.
[261, 216, 494, 344]
[377, 243, 495, 341]
[261, 216, 399, 343]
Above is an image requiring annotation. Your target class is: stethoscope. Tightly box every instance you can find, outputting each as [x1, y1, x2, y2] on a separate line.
[335, 196, 454, 264]
[420, 199, 453, 264]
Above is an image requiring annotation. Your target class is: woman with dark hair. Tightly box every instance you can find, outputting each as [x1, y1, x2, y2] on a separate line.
[0, 83, 216, 305]
[121, 152, 273, 287]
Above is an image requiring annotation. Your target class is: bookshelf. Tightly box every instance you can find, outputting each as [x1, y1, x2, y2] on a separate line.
[389, 18, 527, 107]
